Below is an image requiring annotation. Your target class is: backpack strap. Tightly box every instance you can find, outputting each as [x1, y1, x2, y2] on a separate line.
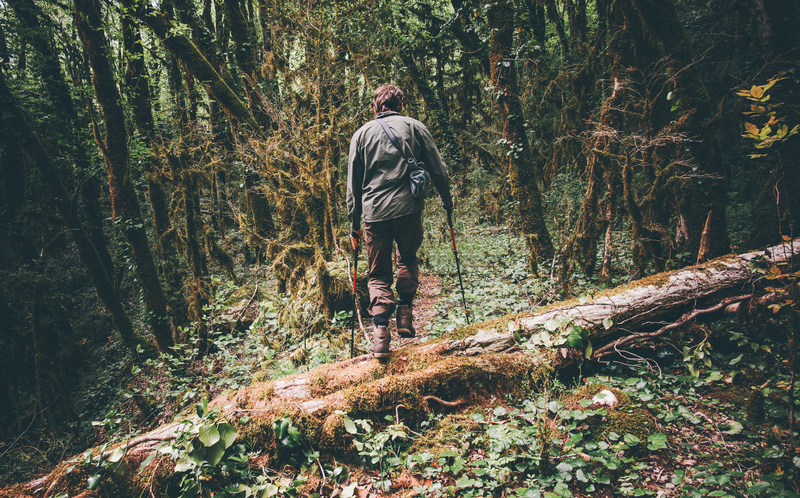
[376, 117, 419, 168]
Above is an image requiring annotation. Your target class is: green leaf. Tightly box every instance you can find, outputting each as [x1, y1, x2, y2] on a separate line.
[218, 423, 238, 449]
[188, 445, 206, 466]
[455, 475, 476, 488]
[174, 458, 195, 472]
[263, 483, 280, 497]
[747, 482, 773, 495]
[205, 440, 226, 467]
[602, 317, 614, 330]
[624, 433, 641, 445]
[87, 474, 103, 490]
[108, 446, 125, 463]
[646, 433, 667, 450]
[584, 341, 593, 359]
[139, 452, 157, 473]
[343, 417, 357, 434]
[199, 424, 221, 447]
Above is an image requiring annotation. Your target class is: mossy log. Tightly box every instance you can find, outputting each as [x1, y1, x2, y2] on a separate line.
[6, 240, 800, 497]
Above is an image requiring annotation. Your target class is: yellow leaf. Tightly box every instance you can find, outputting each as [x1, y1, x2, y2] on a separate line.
[735, 90, 751, 97]
[770, 266, 782, 275]
[768, 115, 779, 125]
[783, 235, 791, 241]
[745, 122, 759, 135]
[762, 77, 786, 93]
[750, 85, 764, 98]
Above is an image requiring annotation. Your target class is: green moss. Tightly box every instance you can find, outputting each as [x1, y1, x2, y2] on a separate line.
[223, 284, 266, 308]
[406, 413, 480, 455]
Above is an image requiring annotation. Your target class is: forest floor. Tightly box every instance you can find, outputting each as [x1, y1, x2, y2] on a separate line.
[3, 223, 800, 498]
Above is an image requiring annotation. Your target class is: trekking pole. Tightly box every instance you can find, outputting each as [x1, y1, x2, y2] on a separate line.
[351, 243, 359, 358]
[446, 208, 470, 324]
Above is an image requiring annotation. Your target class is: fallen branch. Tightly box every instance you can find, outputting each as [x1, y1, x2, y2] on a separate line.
[592, 294, 752, 359]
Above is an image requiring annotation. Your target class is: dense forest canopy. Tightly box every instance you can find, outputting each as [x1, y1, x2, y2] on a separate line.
[1, 0, 800, 495]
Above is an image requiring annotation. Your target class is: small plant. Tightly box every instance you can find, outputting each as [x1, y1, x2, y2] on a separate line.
[157, 398, 243, 497]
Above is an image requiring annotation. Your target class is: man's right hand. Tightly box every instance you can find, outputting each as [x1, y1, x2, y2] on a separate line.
[442, 197, 455, 212]
[350, 229, 363, 250]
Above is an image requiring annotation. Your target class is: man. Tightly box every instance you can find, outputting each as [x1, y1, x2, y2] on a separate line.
[347, 84, 453, 359]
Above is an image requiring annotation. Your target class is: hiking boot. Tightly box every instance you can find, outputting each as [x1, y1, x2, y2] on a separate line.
[397, 304, 416, 338]
[370, 325, 391, 359]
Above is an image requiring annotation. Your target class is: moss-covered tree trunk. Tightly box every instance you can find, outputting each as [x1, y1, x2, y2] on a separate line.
[11, 238, 800, 497]
[121, 1, 191, 332]
[488, 0, 554, 271]
[140, 0, 257, 129]
[0, 69, 154, 355]
[222, 0, 271, 129]
[631, 0, 731, 259]
[73, 0, 174, 352]
[401, 51, 464, 173]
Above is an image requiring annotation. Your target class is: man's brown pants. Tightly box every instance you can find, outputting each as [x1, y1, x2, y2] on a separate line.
[364, 212, 424, 317]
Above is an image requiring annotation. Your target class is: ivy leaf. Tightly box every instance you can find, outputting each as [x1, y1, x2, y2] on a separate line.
[174, 457, 195, 473]
[747, 481, 773, 494]
[343, 417, 357, 434]
[624, 433, 641, 445]
[205, 440, 226, 467]
[646, 433, 667, 450]
[87, 474, 103, 490]
[455, 475, 476, 488]
[108, 446, 125, 463]
[724, 421, 744, 435]
[218, 423, 238, 449]
[199, 424, 220, 447]
[750, 85, 764, 98]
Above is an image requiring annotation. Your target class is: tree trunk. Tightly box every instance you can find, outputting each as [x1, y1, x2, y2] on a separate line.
[73, 0, 174, 352]
[401, 51, 464, 173]
[140, 1, 257, 129]
[488, 0, 554, 271]
[631, 0, 731, 259]
[0, 69, 155, 355]
[222, 0, 271, 128]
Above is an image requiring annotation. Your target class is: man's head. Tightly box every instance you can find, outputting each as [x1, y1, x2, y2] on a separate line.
[373, 84, 404, 114]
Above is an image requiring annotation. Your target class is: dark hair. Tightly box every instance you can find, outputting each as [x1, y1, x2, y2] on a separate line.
[373, 85, 404, 113]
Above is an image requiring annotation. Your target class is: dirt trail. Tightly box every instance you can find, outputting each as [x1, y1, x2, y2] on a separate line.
[362, 269, 443, 351]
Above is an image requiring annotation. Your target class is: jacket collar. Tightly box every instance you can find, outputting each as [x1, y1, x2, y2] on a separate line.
[376, 111, 400, 119]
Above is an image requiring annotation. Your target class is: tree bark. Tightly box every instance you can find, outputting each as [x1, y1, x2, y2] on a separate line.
[631, 0, 731, 259]
[73, 0, 174, 352]
[488, 0, 554, 270]
[0, 69, 154, 355]
[139, 1, 257, 129]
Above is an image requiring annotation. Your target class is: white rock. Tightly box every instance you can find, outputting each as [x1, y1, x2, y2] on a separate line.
[591, 389, 618, 408]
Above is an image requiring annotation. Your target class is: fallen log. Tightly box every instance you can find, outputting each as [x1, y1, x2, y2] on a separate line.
[4, 239, 798, 498]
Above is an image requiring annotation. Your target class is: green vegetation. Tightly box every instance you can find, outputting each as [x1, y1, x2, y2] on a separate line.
[1, 0, 800, 495]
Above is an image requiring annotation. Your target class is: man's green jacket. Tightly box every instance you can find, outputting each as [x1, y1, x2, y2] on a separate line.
[347, 111, 452, 231]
